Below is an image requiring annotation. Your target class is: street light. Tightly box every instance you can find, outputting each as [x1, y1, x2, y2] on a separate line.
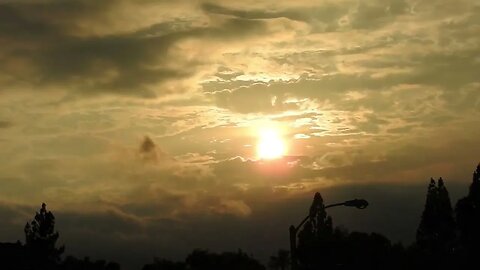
[289, 193, 368, 270]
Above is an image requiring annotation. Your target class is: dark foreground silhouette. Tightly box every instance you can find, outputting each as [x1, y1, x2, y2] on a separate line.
[143, 249, 265, 270]
[0, 164, 479, 270]
[293, 164, 480, 270]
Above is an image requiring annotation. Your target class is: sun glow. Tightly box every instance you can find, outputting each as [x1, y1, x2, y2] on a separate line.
[257, 128, 286, 160]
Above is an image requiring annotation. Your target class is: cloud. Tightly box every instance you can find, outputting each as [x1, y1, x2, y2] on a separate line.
[0, 0, 270, 98]
[0, 120, 12, 129]
[209, 199, 252, 217]
[202, 0, 410, 32]
[0, 0, 479, 269]
[139, 136, 160, 162]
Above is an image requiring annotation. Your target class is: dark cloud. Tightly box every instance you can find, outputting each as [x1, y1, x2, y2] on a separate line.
[0, 178, 473, 270]
[408, 48, 480, 90]
[139, 135, 174, 163]
[201, 2, 346, 34]
[0, 1, 268, 97]
[59, 209, 146, 236]
[0, 201, 31, 242]
[202, 0, 409, 32]
[318, 138, 480, 184]
[350, 0, 409, 29]
[140, 136, 156, 154]
[0, 1, 479, 270]
[0, 121, 13, 128]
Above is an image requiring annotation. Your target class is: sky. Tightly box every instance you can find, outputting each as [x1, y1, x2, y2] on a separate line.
[0, 0, 479, 269]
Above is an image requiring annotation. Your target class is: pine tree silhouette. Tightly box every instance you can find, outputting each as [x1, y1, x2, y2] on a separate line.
[455, 164, 480, 257]
[416, 178, 455, 251]
[416, 178, 439, 250]
[297, 192, 335, 269]
[469, 163, 480, 200]
[436, 178, 455, 249]
[309, 192, 333, 238]
[24, 203, 64, 268]
[298, 193, 372, 270]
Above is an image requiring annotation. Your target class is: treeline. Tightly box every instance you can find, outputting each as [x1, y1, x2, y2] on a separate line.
[1, 203, 120, 270]
[142, 249, 264, 270]
[294, 164, 480, 270]
[0, 164, 479, 270]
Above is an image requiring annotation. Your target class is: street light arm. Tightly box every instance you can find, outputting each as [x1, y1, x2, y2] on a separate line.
[325, 202, 346, 209]
[294, 199, 368, 231]
[295, 215, 311, 232]
[289, 197, 368, 270]
[295, 202, 346, 231]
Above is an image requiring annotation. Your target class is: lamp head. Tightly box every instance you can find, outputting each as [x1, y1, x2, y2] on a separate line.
[344, 199, 368, 209]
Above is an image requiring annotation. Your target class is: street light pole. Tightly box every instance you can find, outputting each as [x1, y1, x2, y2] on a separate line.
[289, 194, 368, 270]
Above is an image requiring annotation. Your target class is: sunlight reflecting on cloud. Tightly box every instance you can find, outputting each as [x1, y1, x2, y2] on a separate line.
[0, 0, 479, 267]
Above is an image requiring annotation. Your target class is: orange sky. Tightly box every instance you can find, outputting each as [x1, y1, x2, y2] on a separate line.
[0, 0, 479, 269]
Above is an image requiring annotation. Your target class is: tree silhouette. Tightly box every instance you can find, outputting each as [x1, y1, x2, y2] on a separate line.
[61, 256, 121, 270]
[185, 249, 265, 270]
[436, 178, 455, 249]
[142, 258, 186, 270]
[4, 164, 480, 270]
[0, 241, 31, 269]
[297, 192, 335, 269]
[268, 249, 289, 270]
[416, 178, 455, 252]
[455, 164, 480, 261]
[24, 203, 65, 267]
[295, 192, 410, 270]
[416, 178, 438, 250]
[413, 177, 457, 270]
[309, 192, 333, 236]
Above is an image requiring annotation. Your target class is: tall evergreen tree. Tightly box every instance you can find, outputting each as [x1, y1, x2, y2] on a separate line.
[24, 203, 64, 267]
[416, 178, 438, 249]
[308, 192, 333, 237]
[468, 163, 480, 203]
[455, 164, 480, 254]
[437, 178, 456, 248]
[416, 178, 455, 252]
[297, 192, 336, 269]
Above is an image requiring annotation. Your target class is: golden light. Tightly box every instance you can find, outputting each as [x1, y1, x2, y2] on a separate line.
[257, 128, 286, 160]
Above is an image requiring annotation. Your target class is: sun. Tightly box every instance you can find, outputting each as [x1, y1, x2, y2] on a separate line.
[257, 128, 286, 160]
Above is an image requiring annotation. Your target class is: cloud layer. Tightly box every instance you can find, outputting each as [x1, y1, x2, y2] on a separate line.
[0, 0, 479, 269]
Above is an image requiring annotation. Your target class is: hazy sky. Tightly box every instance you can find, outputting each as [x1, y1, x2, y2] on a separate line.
[0, 0, 479, 269]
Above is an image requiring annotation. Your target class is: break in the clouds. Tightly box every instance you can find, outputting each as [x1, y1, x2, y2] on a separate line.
[0, 0, 479, 269]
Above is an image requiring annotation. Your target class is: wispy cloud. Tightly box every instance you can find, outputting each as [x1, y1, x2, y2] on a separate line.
[0, 0, 479, 268]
